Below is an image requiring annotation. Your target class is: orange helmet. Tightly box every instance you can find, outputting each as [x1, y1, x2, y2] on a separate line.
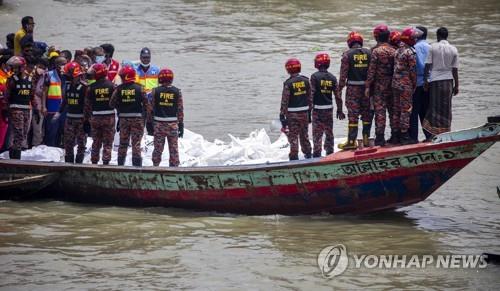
[373, 24, 389, 39]
[119, 65, 136, 84]
[389, 30, 401, 47]
[347, 31, 364, 48]
[314, 53, 330, 69]
[400, 27, 417, 46]
[90, 63, 108, 80]
[285, 58, 301, 74]
[63, 62, 83, 78]
[158, 68, 174, 84]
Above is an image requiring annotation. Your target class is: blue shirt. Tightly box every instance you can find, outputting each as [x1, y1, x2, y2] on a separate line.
[415, 39, 430, 86]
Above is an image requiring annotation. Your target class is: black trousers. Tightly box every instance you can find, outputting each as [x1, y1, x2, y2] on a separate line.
[410, 86, 431, 141]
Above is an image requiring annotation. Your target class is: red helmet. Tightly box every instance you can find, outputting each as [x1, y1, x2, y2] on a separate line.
[285, 58, 301, 74]
[158, 68, 174, 84]
[6, 56, 26, 68]
[373, 24, 389, 38]
[347, 31, 364, 48]
[119, 66, 136, 84]
[314, 53, 330, 69]
[91, 63, 108, 80]
[389, 30, 401, 47]
[63, 62, 83, 78]
[400, 27, 417, 46]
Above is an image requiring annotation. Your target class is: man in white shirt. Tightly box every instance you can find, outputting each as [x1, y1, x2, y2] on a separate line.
[422, 27, 459, 137]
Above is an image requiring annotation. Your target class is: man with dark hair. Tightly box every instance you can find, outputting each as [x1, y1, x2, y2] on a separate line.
[0, 33, 15, 57]
[60, 50, 73, 62]
[365, 28, 396, 146]
[14, 16, 35, 56]
[423, 27, 459, 137]
[20, 35, 36, 71]
[409, 26, 431, 142]
[100, 43, 120, 83]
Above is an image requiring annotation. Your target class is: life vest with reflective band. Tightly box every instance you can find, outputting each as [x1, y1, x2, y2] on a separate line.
[65, 82, 87, 118]
[285, 75, 310, 112]
[9, 75, 33, 109]
[88, 79, 115, 116]
[153, 85, 180, 122]
[311, 71, 337, 109]
[135, 64, 159, 94]
[107, 59, 120, 82]
[47, 70, 63, 113]
[117, 83, 143, 117]
[347, 47, 371, 85]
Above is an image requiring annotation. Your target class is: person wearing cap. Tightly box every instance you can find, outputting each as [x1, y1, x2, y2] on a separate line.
[14, 16, 35, 56]
[134, 47, 159, 99]
[365, 27, 396, 146]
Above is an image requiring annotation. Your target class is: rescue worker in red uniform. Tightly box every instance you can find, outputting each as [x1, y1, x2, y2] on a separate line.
[58, 62, 89, 163]
[365, 27, 396, 146]
[5, 56, 34, 159]
[390, 30, 402, 49]
[150, 68, 184, 167]
[392, 28, 418, 145]
[85, 63, 116, 164]
[100, 43, 120, 83]
[280, 58, 312, 160]
[109, 66, 150, 167]
[310, 52, 344, 157]
[338, 32, 372, 150]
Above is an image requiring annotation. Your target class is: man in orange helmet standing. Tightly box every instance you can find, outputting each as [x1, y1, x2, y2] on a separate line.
[109, 65, 150, 167]
[56, 62, 88, 163]
[392, 28, 419, 145]
[149, 68, 184, 167]
[85, 63, 116, 165]
[338, 32, 371, 150]
[365, 25, 396, 146]
[280, 58, 312, 160]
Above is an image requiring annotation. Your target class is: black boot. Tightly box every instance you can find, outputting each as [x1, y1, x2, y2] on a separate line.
[313, 152, 321, 158]
[375, 133, 386, 146]
[103, 160, 110, 165]
[304, 153, 312, 159]
[9, 149, 21, 159]
[362, 122, 372, 147]
[289, 154, 298, 161]
[65, 155, 74, 163]
[338, 124, 358, 150]
[75, 154, 84, 164]
[132, 157, 142, 167]
[386, 130, 400, 144]
[399, 131, 417, 145]
[117, 156, 126, 166]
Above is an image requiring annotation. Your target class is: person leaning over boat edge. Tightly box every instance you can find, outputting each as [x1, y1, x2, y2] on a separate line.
[85, 63, 116, 165]
[5, 56, 34, 159]
[338, 31, 371, 150]
[55, 62, 89, 163]
[310, 52, 344, 157]
[280, 58, 312, 161]
[109, 65, 150, 167]
[149, 68, 184, 167]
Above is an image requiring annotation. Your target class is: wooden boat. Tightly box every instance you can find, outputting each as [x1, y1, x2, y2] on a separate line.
[0, 172, 59, 200]
[0, 117, 498, 215]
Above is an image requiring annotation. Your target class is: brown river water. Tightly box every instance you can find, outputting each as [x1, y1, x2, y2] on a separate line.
[1, 0, 499, 289]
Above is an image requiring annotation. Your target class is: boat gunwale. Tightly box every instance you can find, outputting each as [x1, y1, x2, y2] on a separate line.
[0, 134, 497, 174]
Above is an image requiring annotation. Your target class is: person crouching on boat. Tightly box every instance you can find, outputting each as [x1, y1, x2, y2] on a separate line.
[85, 63, 115, 165]
[149, 68, 184, 167]
[392, 28, 419, 145]
[56, 62, 89, 163]
[109, 65, 149, 167]
[338, 32, 372, 150]
[280, 58, 312, 160]
[310, 52, 344, 157]
[5, 56, 34, 159]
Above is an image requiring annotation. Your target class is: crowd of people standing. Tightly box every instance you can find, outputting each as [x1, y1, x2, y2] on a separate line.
[0, 16, 459, 165]
[279, 25, 459, 160]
